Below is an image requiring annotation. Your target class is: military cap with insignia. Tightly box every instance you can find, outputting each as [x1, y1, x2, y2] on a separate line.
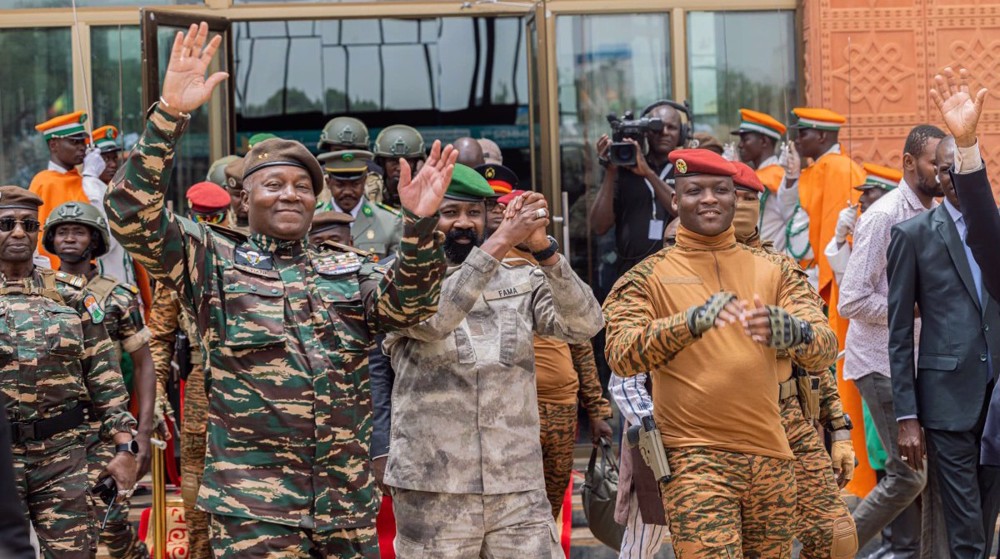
[669, 148, 737, 178]
[731, 108, 786, 140]
[36, 110, 88, 141]
[445, 164, 495, 201]
[311, 211, 355, 233]
[858, 162, 901, 191]
[223, 156, 245, 191]
[732, 162, 765, 193]
[92, 125, 122, 153]
[207, 155, 241, 187]
[186, 181, 231, 214]
[242, 138, 325, 195]
[0, 185, 44, 209]
[318, 150, 373, 180]
[475, 163, 518, 196]
[791, 108, 847, 131]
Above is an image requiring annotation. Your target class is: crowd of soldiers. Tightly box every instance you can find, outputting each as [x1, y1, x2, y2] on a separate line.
[2, 20, 999, 559]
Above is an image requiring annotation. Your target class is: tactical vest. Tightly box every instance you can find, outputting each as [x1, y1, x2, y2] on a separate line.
[0, 268, 67, 305]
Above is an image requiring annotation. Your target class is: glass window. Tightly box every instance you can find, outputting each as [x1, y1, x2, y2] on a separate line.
[554, 13, 672, 296]
[687, 11, 798, 148]
[0, 0, 196, 7]
[91, 26, 143, 151]
[232, 16, 530, 178]
[0, 27, 73, 187]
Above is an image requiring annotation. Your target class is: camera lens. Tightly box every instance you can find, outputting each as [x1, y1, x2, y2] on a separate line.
[610, 143, 637, 166]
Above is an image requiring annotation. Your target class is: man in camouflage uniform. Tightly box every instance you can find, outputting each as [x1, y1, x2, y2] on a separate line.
[373, 124, 426, 208]
[104, 23, 454, 558]
[207, 155, 248, 232]
[44, 201, 156, 559]
[0, 186, 138, 558]
[317, 116, 385, 206]
[603, 149, 838, 559]
[317, 150, 402, 258]
[383, 167, 604, 557]
[148, 181, 232, 559]
[731, 163, 859, 559]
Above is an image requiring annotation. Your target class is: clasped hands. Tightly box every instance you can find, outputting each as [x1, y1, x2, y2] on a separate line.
[687, 292, 805, 349]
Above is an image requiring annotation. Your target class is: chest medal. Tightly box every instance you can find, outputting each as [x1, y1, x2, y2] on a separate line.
[314, 251, 362, 276]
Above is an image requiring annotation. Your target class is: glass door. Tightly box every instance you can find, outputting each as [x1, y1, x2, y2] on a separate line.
[141, 9, 234, 211]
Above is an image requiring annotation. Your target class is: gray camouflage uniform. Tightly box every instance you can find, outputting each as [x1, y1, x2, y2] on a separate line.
[383, 247, 604, 558]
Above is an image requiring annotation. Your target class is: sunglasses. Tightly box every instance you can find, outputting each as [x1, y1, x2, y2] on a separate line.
[0, 218, 41, 233]
[192, 211, 226, 224]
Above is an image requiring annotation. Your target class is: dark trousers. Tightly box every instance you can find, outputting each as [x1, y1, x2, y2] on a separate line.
[925, 384, 1000, 559]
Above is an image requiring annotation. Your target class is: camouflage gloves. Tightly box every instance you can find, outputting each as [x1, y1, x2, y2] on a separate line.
[765, 305, 814, 349]
[686, 292, 737, 337]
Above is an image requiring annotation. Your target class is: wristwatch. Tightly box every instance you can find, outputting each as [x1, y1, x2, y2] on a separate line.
[531, 236, 560, 262]
[115, 440, 139, 457]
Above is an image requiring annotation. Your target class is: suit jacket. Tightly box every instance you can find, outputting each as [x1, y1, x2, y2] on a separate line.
[954, 167, 1000, 303]
[887, 204, 1000, 432]
[353, 198, 403, 258]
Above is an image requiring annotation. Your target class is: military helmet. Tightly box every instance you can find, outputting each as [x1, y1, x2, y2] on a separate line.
[373, 125, 426, 159]
[318, 117, 370, 151]
[43, 201, 110, 258]
[207, 155, 241, 187]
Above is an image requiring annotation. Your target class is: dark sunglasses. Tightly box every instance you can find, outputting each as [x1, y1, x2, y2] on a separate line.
[192, 211, 227, 224]
[0, 218, 41, 233]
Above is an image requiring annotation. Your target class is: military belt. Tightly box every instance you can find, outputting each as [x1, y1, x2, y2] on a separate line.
[9, 403, 86, 445]
[778, 378, 798, 401]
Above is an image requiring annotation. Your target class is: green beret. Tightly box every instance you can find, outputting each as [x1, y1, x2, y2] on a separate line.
[0, 185, 43, 210]
[248, 133, 279, 148]
[243, 138, 325, 196]
[444, 163, 495, 202]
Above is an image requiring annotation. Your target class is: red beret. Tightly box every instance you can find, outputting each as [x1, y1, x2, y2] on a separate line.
[669, 148, 737, 178]
[186, 181, 231, 214]
[732, 162, 765, 193]
[497, 189, 527, 206]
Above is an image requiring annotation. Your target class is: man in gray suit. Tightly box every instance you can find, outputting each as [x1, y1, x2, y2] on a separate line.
[318, 149, 403, 258]
[887, 135, 1000, 559]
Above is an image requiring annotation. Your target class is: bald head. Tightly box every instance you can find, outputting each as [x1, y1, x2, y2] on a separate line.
[478, 138, 502, 165]
[453, 137, 486, 168]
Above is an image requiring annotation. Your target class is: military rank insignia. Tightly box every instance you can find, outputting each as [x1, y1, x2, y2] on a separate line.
[313, 251, 362, 276]
[235, 246, 273, 270]
[83, 294, 106, 324]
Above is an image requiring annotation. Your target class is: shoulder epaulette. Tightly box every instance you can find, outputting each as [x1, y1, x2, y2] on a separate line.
[316, 240, 375, 260]
[376, 202, 403, 217]
[86, 275, 120, 307]
[54, 271, 85, 289]
[207, 222, 249, 244]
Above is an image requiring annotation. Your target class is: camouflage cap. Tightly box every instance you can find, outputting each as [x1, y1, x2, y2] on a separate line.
[318, 150, 373, 180]
[223, 156, 244, 191]
[242, 138, 325, 195]
[207, 155, 241, 186]
[311, 210, 355, 233]
[0, 185, 43, 210]
[445, 164, 495, 201]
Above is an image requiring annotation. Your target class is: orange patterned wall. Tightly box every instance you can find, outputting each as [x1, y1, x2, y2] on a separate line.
[803, 0, 1000, 185]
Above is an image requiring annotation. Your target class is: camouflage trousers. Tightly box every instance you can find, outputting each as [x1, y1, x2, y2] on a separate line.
[209, 515, 377, 559]
[391, 487, 561, 558]
[538, 401, 577, 519]
[85, 426, 148, 559]
[182, 365, 210, 559]
[13, 435, 93, 558]
[660, 447, 796, 559]
[780, 396, 857, 559]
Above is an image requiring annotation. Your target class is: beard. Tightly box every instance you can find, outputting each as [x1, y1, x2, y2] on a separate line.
[443, 228, 482, 264]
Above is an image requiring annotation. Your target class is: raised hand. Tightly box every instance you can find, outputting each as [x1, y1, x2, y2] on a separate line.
[161, 22, 229, 117]
[397, 140, 458, 218]
[930, 67, 988, 148]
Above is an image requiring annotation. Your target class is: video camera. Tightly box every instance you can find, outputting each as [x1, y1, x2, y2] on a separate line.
[606, 111, 665, 167]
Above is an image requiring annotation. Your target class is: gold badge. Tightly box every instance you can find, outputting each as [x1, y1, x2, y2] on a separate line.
[675, 159, 687, 174]
[367, 230, 375, 240]
[485, 167, 495, 179]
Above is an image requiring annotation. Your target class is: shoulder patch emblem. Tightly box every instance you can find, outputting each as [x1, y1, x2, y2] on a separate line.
[83, 294, 105, 324]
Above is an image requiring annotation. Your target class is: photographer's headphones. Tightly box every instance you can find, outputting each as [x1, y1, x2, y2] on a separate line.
[641, 99, 693, 146]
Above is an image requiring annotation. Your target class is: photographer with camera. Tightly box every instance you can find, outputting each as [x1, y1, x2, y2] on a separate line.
[590, 101, 689, 277]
